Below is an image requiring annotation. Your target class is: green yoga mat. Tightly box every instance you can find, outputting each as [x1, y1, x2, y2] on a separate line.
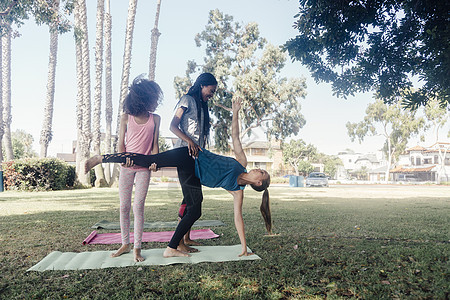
[91, 220, 226, 229]
[27, 245, 260, 271]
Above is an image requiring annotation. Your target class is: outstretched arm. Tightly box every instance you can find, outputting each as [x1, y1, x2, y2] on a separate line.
[228, 190, 253, 256]
[232, 98, 247, 168]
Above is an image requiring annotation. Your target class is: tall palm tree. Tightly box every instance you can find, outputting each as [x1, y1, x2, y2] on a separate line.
[39, 0, 60, 158]
[1, 25, 13, 160]
[148, 0, 161, 81]
[104, 0, 113, 183]
[74, 0, 92, 186]
[110, 0, 138, 184]
[92, 0, 107, 186]
[0, 35, 4, 164]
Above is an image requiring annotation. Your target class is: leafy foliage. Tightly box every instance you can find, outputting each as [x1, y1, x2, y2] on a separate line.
[2, 157, 75, 191]
[174, 9, 307, 151]
[158, 136, 170, 153]
[282, 139, 317, 175]
[4, 129, 37, 159]
[347, 98, 425, 180]
[0, 0, 73, 36]
[315, 153, 344, 177]
[423, 98, 450, 142]
[285, 0, 450, 109]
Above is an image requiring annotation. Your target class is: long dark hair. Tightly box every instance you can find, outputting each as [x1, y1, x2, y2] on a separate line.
[186, 72, 217, 144]
[251, 175, 272, 234]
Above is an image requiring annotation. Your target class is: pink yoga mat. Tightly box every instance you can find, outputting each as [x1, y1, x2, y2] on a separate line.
[83, 229, 219, 245]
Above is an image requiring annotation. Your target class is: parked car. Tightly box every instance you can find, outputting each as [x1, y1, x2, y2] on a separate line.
[306, 172, 329, 187]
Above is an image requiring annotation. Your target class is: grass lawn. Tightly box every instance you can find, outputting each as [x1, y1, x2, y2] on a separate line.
[0, 184, 449, 299]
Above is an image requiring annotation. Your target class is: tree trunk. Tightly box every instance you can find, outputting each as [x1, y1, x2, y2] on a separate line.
[40, 0, 60, 158]
[104, 0, 113, 183]
[385, 138, 393, 182]
[0, 34, 4, 165]
[92, 0, 107, 187]
[437, 144, 448, 184]
[75, 0, 84, 184]
[148, 0, 161, 80]
[74, 0, 92, 186]
[2, 27, 13, 160]
[110, 0, 138, 185]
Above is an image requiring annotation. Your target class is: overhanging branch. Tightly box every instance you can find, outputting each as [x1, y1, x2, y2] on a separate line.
[0, 0, 18, 16]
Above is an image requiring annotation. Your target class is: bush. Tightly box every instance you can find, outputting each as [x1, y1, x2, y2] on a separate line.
[2, 158, 76, 191]
[270, 177, 289, 184]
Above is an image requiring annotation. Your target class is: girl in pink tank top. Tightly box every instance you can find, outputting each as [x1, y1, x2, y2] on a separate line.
[114, 76, 163, 262]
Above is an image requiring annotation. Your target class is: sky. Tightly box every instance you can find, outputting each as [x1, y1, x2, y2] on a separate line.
[8, 0, 440, 158]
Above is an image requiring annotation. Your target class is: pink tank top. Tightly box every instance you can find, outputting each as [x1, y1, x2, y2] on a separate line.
[125, 113, 155, 169]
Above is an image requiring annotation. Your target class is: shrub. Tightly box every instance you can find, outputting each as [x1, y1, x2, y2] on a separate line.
[2, 158, 76, 191]
[270, 177, 289, 184]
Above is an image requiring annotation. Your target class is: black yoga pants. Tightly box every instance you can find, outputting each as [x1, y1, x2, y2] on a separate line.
[102, 147, 203, 249]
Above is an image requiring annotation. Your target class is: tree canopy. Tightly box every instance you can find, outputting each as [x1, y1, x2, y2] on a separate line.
[282, 139, 317, 175]
[284, 0, 450, 109]
[174, 9, 307, 151]
[346, 98, 425, 181]
[0, 0, 73, 36]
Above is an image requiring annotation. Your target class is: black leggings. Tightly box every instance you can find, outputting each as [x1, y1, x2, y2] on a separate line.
[103, 147, 202, 249]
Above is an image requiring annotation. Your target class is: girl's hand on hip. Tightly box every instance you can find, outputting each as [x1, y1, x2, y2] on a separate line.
[187, 140, 200, 157]
[149, 163, 158, 172]
[121, 157, 134, 167]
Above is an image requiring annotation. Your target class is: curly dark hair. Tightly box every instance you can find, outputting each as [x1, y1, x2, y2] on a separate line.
[123, 75, 163, 116]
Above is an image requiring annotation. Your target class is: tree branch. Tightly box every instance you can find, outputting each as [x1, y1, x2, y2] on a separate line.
[215, 103, 232, 112]
[0, 0, 18, 16]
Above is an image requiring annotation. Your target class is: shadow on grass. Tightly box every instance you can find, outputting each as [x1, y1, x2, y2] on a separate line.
[0, 187, 449, 299]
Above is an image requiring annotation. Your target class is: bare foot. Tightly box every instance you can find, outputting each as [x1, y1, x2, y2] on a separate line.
[111, 244, 131, 258]
[163, 247, 191, 258]
[85, 155, 102, 173]
[184, 238, 202, 246]
[134, 248, 145, 262]
[178, 243, 199, 253]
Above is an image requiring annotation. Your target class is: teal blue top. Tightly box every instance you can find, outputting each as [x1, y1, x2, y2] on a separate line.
[194, 148, 246, 191]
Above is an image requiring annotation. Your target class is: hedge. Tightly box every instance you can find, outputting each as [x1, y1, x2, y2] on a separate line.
[2, 158, 76, 191]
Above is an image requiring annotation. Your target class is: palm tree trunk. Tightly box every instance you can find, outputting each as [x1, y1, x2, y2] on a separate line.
[92, 0, 107, 187]
[1, 27, 13, 160]
[40, 0, 60, 158]
[0, 35, 4, 164]
[75, 0, 85, 183]
[104, 0, 113, 183]
[110, 0, 138, 185]
[74, 0, 92, 186]
[148, 0, 161, 80]
[114, 0, 138, 149]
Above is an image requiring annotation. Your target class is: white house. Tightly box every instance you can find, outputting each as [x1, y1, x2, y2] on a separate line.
[336, 149, 386, 180]
[391, 142, 450, 183]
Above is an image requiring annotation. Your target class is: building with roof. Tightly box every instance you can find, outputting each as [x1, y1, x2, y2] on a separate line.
[393, 142, 450, 183]
[336, 149, 386, 180]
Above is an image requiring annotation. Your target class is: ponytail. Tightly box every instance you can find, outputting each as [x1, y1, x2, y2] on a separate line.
[251, 173, 272, 235]
[260, 189, 272, 235]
